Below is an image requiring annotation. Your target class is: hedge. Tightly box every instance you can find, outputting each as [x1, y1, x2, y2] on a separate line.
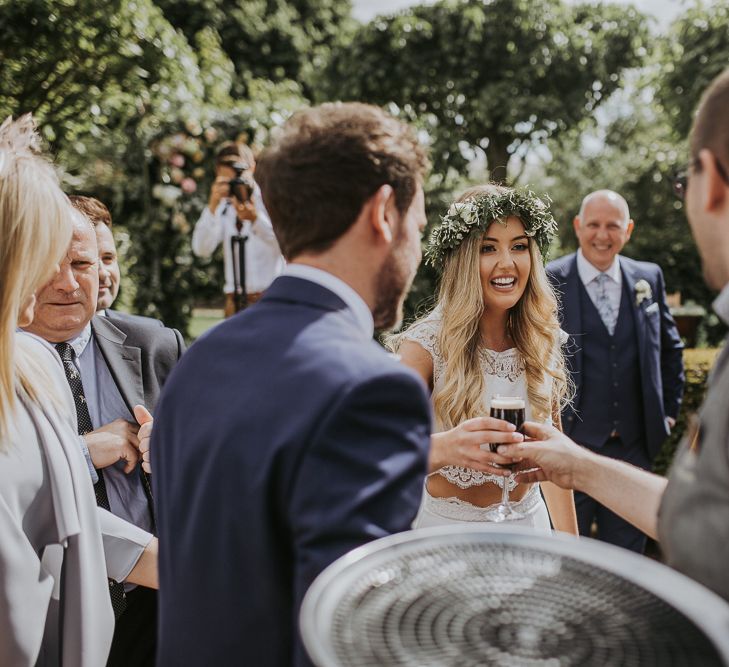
[653, 348, 721, 476]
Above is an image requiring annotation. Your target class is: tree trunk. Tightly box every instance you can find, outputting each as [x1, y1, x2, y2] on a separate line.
[485, 134, 511, 184]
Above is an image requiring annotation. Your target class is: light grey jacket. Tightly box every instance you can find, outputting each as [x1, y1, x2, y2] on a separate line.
[0, 334, 152, 666]
[659, 338, 729, 602]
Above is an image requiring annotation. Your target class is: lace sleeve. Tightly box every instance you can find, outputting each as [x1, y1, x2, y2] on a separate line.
[399, 313, 445, 386]
[400, 318, 440, 359]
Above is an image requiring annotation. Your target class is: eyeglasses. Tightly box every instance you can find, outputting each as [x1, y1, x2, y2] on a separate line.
[673, 156, 729, 200]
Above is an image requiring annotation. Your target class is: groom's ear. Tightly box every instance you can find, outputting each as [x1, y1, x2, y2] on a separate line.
[368, 184, 397, 245]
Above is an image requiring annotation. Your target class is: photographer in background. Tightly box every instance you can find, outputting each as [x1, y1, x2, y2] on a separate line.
[192, 141, 284, 317]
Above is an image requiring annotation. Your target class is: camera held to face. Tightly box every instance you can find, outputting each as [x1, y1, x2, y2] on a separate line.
[228, 161, 256, 203]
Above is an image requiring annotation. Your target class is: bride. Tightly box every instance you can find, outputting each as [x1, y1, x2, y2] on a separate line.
[395, 184, 577, 533]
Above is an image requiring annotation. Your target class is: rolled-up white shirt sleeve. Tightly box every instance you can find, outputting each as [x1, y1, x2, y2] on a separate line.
[97, 507, 153, 583]
[191, 206, 224, 258]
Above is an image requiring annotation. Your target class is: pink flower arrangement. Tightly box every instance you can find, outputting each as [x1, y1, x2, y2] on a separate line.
[181, 177, 197, 194]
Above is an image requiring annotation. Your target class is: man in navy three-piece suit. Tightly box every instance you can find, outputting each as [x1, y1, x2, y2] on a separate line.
[151, 103, 432, 666]
[547, 189, 685, 553]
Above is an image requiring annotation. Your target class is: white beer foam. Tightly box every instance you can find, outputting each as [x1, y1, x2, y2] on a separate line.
[490, 396, 525, 410]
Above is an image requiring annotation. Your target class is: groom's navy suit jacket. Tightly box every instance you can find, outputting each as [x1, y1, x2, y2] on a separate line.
[152, 276, 431, 667]
[547, 253, 684, 460]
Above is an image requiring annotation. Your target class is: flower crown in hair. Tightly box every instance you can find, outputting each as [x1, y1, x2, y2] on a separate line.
[425, 189, 558, 269]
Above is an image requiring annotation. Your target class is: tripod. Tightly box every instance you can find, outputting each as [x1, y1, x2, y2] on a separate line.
[230, 218, 249, 313]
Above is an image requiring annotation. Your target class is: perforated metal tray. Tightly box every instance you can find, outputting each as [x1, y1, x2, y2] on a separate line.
[301, 527, 729, 666]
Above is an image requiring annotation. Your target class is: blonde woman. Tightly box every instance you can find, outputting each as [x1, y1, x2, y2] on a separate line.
[397, 184, 578, 533]
[0, 116, 157, 667]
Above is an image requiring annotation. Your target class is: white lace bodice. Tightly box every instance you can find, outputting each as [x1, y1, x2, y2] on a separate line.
[402, 308, 558, 490]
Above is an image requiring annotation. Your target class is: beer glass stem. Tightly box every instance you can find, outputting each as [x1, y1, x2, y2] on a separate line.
[501, 474, 511, 508]
[493, 472, 525, 522]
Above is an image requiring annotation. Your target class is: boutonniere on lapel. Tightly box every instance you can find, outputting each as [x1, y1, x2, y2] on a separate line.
[634, 279, 652, 307]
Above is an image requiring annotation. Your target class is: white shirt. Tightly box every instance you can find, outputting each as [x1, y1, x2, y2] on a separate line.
[576, 248, 622, 316]
[191, 185, 285, 293]
[283, 264, 374, 339]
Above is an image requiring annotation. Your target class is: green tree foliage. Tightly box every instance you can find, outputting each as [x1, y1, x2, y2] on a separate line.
[0, 0, 204, 154]
[153, 0, 355, 97]
[658, 1, 729, 139]
[320, 0, 649, 182]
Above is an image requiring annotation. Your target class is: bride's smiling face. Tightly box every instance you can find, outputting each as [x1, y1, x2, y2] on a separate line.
[479, 217, 531, 312]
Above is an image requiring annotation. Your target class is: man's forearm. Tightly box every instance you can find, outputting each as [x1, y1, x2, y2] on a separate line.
[574, 451, 668, 540]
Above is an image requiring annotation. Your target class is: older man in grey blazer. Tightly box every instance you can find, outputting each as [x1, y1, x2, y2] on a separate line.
[24, 211, 184, 666]
[499, 66, 729, 603]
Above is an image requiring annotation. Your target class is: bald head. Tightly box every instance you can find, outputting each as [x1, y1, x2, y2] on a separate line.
[578, 190, 631, 228]
[573, 189, 634, 272]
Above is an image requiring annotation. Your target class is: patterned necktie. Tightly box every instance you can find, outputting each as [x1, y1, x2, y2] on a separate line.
[594, 273, 618, 335]
[55, 342, 127, 618]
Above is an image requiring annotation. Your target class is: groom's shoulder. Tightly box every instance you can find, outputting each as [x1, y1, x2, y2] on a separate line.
[323, 334, 419, 383]
[323, 341, 431, 420]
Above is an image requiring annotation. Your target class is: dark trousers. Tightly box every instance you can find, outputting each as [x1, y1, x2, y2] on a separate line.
[575, 435, 651, 554]
[107, 586, 157, 667]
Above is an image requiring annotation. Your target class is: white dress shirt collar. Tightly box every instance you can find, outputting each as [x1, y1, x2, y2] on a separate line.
[576, 248, 622, 285]
[283, 264, 374, 338]
[713, 281, 729, 326]
[67, 323, 93, 359]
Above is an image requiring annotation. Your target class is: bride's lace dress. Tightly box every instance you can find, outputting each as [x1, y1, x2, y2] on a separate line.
[401, 309, 555, 530]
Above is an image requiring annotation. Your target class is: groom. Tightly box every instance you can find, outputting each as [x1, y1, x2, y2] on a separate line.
[152, 103, 432, 666]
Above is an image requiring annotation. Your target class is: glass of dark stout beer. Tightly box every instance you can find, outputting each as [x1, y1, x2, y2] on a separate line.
[489, 396, 526, 521]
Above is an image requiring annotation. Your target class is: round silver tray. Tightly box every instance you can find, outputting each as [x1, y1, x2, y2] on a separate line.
[301, 526, 729, 666]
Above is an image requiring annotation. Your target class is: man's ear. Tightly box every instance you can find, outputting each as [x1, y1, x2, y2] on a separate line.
[572, 216, 581, 236]
[369, 184, 396, 244]
[625, 219, 635, 240]
[698, 148, 728, 214]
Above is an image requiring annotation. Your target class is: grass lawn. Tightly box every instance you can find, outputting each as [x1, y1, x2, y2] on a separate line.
[189, 308, 224, 340]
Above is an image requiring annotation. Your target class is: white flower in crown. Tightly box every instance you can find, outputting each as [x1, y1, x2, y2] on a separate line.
[635, 279, 652, 306]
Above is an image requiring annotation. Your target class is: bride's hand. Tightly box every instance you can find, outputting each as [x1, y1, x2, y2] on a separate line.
[428, 417, 523, 475]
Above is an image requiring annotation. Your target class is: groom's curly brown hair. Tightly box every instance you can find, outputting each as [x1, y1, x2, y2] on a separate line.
[255, 102, 429, 260]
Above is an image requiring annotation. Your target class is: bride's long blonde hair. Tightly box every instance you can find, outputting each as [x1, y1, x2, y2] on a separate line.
[0, 115, 73, 441]
[402, 184, 570, 429]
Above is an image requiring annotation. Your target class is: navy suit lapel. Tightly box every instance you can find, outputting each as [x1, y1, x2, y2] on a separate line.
[91, 315, 146, 414]
[619, 259, 648, 366]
